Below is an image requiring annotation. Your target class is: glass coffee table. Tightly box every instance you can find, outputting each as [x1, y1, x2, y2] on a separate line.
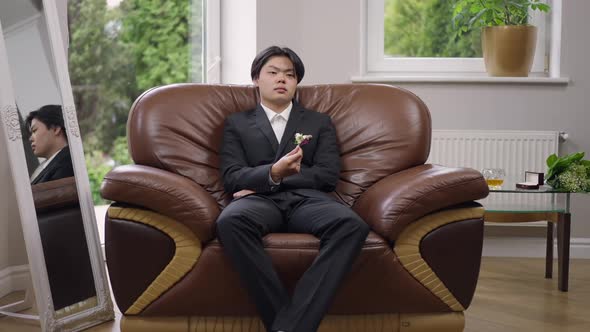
[478, 180, 572, 291]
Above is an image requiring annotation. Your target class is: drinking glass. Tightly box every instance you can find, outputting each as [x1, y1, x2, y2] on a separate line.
[482, 168, 505, 190]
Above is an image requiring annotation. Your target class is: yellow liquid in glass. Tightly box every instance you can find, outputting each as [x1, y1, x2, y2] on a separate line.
[486, 179, 504, 186]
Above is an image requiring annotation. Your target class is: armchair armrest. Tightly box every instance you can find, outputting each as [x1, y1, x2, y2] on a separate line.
[353, 164, 488, 243]
[32, 176, 79, 212]
[100, 165, 220, 243]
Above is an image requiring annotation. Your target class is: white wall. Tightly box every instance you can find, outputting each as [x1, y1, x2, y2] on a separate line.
[256, 0, 360, 85]
[221, 0, 258, 84]
[0, 128, 30, 298]
[0, 0, 38, 29]
[251, 0, 590, 238]
[4, 16, 62, 116]
[225, 0, 360, 85]
[0, 128, 28, 272]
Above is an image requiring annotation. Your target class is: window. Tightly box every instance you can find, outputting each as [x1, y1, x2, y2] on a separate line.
[362, 0, 561, 77]
[67, 0, 218, 205]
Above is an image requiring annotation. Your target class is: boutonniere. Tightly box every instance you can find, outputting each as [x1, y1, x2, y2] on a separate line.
[294, 133, 313, 146]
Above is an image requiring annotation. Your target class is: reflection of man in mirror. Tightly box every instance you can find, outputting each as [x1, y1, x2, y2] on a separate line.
[25, 105, 74, 184]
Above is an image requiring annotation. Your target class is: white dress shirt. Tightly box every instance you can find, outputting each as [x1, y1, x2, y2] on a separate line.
[261, 102, 292, 144]
[261, 102, 293, 186]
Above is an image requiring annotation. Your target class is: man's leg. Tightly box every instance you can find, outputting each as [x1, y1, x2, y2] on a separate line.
[272, 198, 370, 332]
[216, 195, 289, 331]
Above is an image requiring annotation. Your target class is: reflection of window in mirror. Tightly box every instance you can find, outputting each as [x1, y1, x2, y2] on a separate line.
[68, 0, 206, 207]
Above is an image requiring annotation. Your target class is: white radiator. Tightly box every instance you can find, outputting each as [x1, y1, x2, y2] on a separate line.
[427, 130, 563, 218]
[427, 130, 560, 177]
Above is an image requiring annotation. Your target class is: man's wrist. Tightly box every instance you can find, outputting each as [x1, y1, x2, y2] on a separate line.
[270, 164, 282, 183]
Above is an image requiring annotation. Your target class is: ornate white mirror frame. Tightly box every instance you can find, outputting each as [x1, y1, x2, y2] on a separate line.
[0, 1, 114, 331]
[0, 6, 36, 323]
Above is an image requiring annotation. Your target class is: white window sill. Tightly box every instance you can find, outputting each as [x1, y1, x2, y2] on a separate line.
[351, 75, 570, 85]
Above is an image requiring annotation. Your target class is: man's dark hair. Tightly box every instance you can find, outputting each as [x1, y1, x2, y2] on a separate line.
[250, 46, 305, 83]
[25, 105, 66, 137]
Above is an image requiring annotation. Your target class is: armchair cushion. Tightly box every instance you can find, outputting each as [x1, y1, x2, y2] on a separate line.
[353, 164, 488, 242]
[101, 164, 219, 242]
[32, 176, 78, 212]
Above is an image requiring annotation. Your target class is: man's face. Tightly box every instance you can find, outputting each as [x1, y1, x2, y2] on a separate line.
[29, 118, 59, 158]
[254, 55, 298, 110]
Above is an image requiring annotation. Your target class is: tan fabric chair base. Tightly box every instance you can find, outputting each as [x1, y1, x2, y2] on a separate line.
[120, 312, 464, 332]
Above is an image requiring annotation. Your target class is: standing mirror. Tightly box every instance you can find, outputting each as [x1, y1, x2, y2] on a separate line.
[0, 0, 114, 331]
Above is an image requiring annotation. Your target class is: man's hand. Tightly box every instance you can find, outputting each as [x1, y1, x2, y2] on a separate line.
[233, 189, 256, 199]
[270, 145, 303, 182]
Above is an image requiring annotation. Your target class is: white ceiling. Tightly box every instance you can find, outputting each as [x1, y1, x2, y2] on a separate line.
[0, 0, 42, 32]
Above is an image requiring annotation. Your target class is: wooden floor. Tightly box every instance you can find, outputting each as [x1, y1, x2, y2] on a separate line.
[1, 257, 589, 332]
[464, 258, 590, 332]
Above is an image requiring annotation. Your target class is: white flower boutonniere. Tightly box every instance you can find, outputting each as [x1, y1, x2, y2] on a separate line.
[294, 133, 313, 146]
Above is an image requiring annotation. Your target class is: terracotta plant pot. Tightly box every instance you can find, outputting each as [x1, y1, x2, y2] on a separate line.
[482, 25, 538, 77]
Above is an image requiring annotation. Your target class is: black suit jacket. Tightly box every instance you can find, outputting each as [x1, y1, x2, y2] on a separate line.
[31, 147, 75, 185]
[220, 102, 340, 200]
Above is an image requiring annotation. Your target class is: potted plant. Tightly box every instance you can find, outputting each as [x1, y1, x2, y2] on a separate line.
[453, 0, 551, 77]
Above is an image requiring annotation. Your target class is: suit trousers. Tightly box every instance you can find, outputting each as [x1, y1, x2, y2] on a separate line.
[216, 192, 369, 332]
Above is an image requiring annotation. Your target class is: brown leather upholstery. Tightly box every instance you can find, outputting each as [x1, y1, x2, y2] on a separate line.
[32, 176, 96, 310]
[353, 164, 488, 242]
[105, 214, 176, 313]
[101, 165, 219, 242]
[101, 84, 489, 327]
[420, 216, 484, 309]
[138, 231, 449, 316]
[121, 84, 432, 210]
[32, 176, 79, 212]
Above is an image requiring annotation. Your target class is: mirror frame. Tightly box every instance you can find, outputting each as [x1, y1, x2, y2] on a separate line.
[0, 6, 37, 320]
[0, 1, 114, 331]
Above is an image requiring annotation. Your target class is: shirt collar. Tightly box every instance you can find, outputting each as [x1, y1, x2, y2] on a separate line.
[261, 102, 293, 122]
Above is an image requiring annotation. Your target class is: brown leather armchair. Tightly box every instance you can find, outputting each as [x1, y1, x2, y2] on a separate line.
[100, 84, 489, 332]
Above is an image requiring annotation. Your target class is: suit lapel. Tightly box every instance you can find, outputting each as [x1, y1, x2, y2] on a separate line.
[31, 170, 44, 184]
[32, 159, 52, 185]
[31, 148, 65, 184]
[254, 105, 279, 152]
[275, 103, 304, 160]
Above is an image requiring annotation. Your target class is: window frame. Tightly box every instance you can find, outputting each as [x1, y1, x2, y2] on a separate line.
[204, 0, 221, 83]
[361, 0, 561, 78]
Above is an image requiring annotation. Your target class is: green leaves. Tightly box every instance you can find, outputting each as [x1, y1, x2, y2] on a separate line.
[453, 0, 551, 36]
[386, 0, 482, 58]
[121, 0, 192, 91]
[546, 154, 558, 168]
[68, 0, 201, 204]
[546, 152, 590, 192]
[546, 152, 583, 180]
[468, 8, 490, 28]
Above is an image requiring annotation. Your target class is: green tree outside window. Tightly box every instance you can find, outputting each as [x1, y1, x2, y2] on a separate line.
[68, 0, 203, 204]
[384, 0, 482, 58]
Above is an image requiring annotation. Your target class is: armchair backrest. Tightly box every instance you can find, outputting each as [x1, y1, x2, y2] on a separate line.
[127, 84, 431, 207]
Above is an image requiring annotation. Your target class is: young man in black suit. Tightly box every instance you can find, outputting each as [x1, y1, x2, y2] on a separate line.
[217, 46, 370, 332]
[26, 105, 74, 184]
